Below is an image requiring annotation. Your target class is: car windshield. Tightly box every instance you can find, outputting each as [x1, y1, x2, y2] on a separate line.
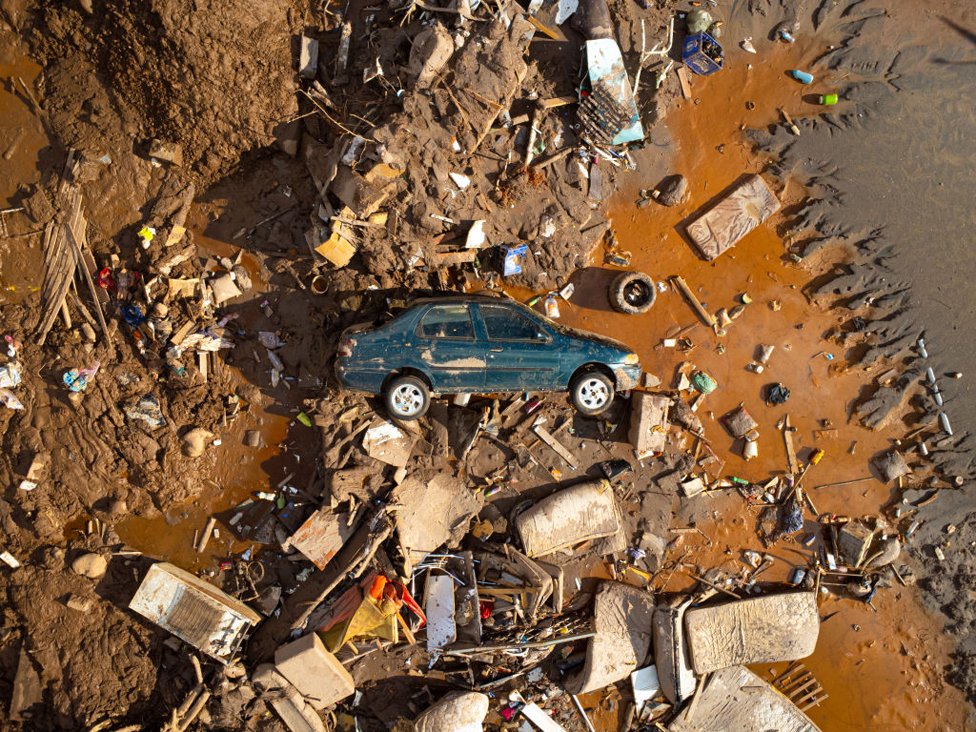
[480, 303, 543, 341]
[417, 304, 475, 339]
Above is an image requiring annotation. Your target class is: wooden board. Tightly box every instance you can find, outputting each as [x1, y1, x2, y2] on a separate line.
[676, 67, 693, 99]
[533, 424, 579, 469]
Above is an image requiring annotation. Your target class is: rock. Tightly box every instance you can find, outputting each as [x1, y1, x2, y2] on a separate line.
[298, 35, 319, 79]
[244, 430, 262, 448]
[231, 265, 252, 292]
[108, 498, 127, 517]
[721, 405, 758, 438]
[408, 25, 455, 87]
[71, 552, 107, 579]
[210, 273, 242, 305]
[66, 594, 92, 612]
[182, 427, 215, 457]
[40, 545, 65, 570]
[872, 451, 911, 482]
[274, 634, 355, 710]
[686, 8, 712, 34]
[867, 537, 901, 568]
[642, 372, 662, 388]
[655, 175, 688, 207]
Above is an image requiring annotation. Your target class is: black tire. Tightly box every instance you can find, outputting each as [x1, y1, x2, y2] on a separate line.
[609, 271, 656, 315]
[570, 370, 615, 416]
[385, 375, 430, 420]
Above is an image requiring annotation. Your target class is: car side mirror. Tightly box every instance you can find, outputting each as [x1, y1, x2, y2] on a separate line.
[535, 331, 548, 341]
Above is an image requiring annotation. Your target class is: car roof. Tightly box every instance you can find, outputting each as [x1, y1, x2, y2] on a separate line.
[411, 292, 518, 306]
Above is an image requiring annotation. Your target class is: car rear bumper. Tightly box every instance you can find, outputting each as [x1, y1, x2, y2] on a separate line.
[612, 364, 641, 391]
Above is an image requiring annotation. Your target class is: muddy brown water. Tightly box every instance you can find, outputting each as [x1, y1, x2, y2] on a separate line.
[561, 43, 967, 730]
[1, 27, 966, 731]
[0, 56, 46, 303]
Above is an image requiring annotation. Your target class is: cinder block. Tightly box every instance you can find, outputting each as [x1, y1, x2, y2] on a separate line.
[275, 633, 355, 710]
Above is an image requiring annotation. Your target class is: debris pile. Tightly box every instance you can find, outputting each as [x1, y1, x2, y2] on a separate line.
[1, 0, 973, 729]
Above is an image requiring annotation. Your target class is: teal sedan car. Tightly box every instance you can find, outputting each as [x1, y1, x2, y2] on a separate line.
[336, 294, 641, 420]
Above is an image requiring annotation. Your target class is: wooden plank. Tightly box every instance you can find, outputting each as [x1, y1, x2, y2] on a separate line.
[671, 276, 716, 326]
[543, 95, 577, 109]
[532, 424, 578, 469]
[676, 67, 692, 100]
[169, 320, 197, 347]
[783, 414, 800, 474]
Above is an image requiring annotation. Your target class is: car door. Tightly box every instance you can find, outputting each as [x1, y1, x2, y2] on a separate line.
[413, 303, 486, 390]
[476, 302, 559, 390]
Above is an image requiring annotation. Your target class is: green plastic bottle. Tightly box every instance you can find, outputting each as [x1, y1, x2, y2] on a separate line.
[818, 94, 839, 105]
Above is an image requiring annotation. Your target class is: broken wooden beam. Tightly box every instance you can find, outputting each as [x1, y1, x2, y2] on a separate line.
[532, 424, 578, 470]
[671, 276, 716, 327]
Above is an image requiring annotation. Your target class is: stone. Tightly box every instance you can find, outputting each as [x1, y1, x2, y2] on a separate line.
[872, 451, 911, 482]
[655, 174, 688, 207]
[408, 25, 454, 87]
[642, 372, 662, 388]
[298, 35, 319, 79]
[867, 537, 901, 568]
[274, 633, 355, 710]
[244, 430, 262, 447]
[71, 552, 107, 579]
[210, 273, 243, 305]
[66, 594, 92, 612]
[182, 427, 215, 457]
[108, 498, 127, 517]
[40, 546, 65, 570]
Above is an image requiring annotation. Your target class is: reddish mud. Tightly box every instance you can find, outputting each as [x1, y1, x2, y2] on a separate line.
[538, 42, 968, 730]
[0, 56, 46, 304]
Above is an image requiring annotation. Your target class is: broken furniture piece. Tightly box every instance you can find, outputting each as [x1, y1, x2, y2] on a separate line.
[653, 596, 697, 704]
[684, 592, 819, 674]
[563, 581, 655, 695]
[667, 665, 822, 731]
[629, 392, 671, 459]
[514, 480, 624, 559]
[128, 562, 261, 663]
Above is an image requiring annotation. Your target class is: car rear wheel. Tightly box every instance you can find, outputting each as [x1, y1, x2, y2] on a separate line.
[571, 371, 615, 416]
[609, 271, 656, 315]
[385, 375, 430, 420]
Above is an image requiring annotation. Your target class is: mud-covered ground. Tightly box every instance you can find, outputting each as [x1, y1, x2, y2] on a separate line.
[735, 0, 976, 714]
[1, 0, 976, 728]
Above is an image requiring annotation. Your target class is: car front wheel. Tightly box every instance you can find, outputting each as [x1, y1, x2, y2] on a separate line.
[570, 371, 615, 416]
[385, 375, 430, 420]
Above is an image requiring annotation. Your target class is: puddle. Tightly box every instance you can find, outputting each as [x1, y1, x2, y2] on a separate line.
[0, 56, 47, 304]
[112, 228, 317, 570]
[530, 44, 967, 730]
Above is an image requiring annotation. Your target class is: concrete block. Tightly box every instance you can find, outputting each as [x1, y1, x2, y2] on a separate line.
[275, 633, 355, 710]
[838, 521, 875, 568]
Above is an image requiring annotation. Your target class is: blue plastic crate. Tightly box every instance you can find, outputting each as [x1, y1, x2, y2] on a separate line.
[682, 31, 724, 76]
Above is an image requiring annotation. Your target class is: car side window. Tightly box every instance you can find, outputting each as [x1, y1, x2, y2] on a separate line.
[417, 304, 475, 339]
[480, 304, 544, 341]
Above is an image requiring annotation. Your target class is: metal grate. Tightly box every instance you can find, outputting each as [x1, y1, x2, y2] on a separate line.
[165, 586, 225, 649]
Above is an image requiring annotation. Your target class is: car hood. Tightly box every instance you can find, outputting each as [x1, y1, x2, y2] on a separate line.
[552, 323, 635, 356]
